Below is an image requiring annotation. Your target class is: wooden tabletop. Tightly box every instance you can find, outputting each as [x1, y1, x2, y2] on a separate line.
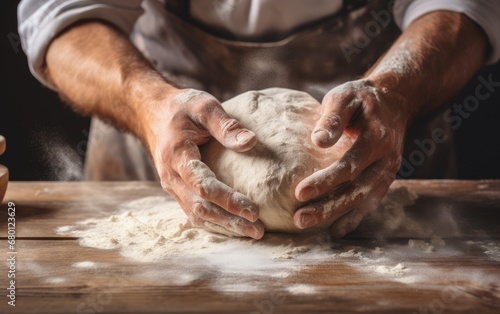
[1, 180, 499, 313]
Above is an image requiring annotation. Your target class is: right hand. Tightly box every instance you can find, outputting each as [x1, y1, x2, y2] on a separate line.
[142, 88, 265, 239]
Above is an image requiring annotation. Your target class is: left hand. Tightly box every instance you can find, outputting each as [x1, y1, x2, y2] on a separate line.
[293, 79, 412, 238]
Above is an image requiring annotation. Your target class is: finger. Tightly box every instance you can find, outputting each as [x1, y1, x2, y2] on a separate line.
[201, 221, 244, 238]
[174, 143, 259, 222]
[163, 173, 264, 239]
[330, 208, 365, 239]
[312, 89, 362, 148]
[293, 182, 370, 230]
[296, 122, 381, 202]
[294, 159, 392, 229]
[193, 99, 256, 152]
[191, 200, 265, 239]
[330, 195, 381, 239]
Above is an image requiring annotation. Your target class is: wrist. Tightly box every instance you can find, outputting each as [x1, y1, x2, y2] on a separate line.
[124, 70, 179, 146]
[364, 74, 418, 127]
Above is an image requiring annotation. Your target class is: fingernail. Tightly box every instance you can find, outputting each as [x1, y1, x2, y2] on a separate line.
[241, 208, 257, 222]
[243, 225, 263, 239]
[298, 186, 316, 201]
[299, 213, 318, 229]
[313, 129, 331, 143]
[236, 130, 255, 145]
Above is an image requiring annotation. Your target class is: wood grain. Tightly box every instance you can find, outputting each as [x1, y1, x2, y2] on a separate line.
[0, 181, 499, 313]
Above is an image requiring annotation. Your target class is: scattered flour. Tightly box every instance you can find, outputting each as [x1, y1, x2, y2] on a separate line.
[72, 261, 97, 268]
[56, 188, 422, 266]
[272, 245, 310, 259]
[45, 277, 67, 284]
[56, 188, 498, 293]
[407, 236, 446, 253]
[339, 249, 363, 258]
[58, 196, 327, 290]
[286, 284, 318, 295]
[408, 239, 434, 253]
[430, 235, 446, 248]
[375, 263, 409, 276]
[480, 241, 500, 262]
[57, 225, 71, 233]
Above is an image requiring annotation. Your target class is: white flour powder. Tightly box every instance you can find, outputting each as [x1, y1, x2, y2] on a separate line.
[55, 188, 499, 294]
[57, 189, 419, 264]
[56, 188, 422, 266]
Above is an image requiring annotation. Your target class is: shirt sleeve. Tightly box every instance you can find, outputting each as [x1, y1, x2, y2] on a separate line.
[18, 0, 144, 89]
[393, 0, 500, 65]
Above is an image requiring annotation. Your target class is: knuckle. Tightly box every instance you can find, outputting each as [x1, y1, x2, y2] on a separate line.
[177, 145, 198, 166]
[173, 89, 211, 105]
[160, 179, 172, 192]
[378, 127, 395, 151]
[322, 91, 337, 104]
[192, 179, 210, 199]
[154, 144, 172, 166]
[325, 113, 342, 129]
[158, 168, 176, 194]
[388, 156, 401, 173]
[381, 169, 397, 184]
[196, 98, 219, 114]
[192, 201, 209, 218]
[186, 160, 217, 199]
[220, 118, 240, 136]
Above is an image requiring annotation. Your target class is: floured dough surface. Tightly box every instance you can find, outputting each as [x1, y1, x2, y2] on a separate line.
[201, 88, 351, 232]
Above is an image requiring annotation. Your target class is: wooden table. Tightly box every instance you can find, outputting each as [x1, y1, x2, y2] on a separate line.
[1, 180, 499, 313]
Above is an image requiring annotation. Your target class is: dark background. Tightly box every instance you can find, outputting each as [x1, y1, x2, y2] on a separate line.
[1, 1, 500, 181]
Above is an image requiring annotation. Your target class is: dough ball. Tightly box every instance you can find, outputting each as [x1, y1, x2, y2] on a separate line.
[201, 88, 351, 233]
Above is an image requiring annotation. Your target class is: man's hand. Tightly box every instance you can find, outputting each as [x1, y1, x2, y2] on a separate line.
[293, 80, 410, 238]
[291, 11, 487, 238]
[143, 89, 265, 239]
[45, 22, 265, 239]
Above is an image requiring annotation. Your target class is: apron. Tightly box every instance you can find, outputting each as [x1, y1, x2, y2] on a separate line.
[83, 0, 457, 181]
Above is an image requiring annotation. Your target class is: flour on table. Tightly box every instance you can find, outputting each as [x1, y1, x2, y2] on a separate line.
[56, 187, 422, 265]
[286, 284, 318, 295]
[57, 195, 329, 292]
[408, 239, 434, 253]
[72, 261, 97, 268]
[55, 189, 500, 293]
[430, 235, 446, 248]
[354, 186, 432, 238]
[201, 88, 352, 233]
[375, 263, 409, 276]
[45, 277, 67, 284]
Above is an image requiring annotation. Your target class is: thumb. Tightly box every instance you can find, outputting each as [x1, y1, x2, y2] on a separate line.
[312, 91, 361, 148]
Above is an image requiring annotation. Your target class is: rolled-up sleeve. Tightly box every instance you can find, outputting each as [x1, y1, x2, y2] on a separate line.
[393, 0, 500, 65]
[18, 0, 144, 89]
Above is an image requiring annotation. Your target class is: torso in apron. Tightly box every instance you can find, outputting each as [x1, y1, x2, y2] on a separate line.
[84, 0, 457, 181]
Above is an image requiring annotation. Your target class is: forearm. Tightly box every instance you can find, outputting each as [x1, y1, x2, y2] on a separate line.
[366, 11, 488, 122]
[44, 21, 263, 238]
[45, 21, 176, 140]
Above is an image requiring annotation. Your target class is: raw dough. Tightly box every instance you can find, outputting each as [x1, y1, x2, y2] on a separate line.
[201, 88, 351, 232]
